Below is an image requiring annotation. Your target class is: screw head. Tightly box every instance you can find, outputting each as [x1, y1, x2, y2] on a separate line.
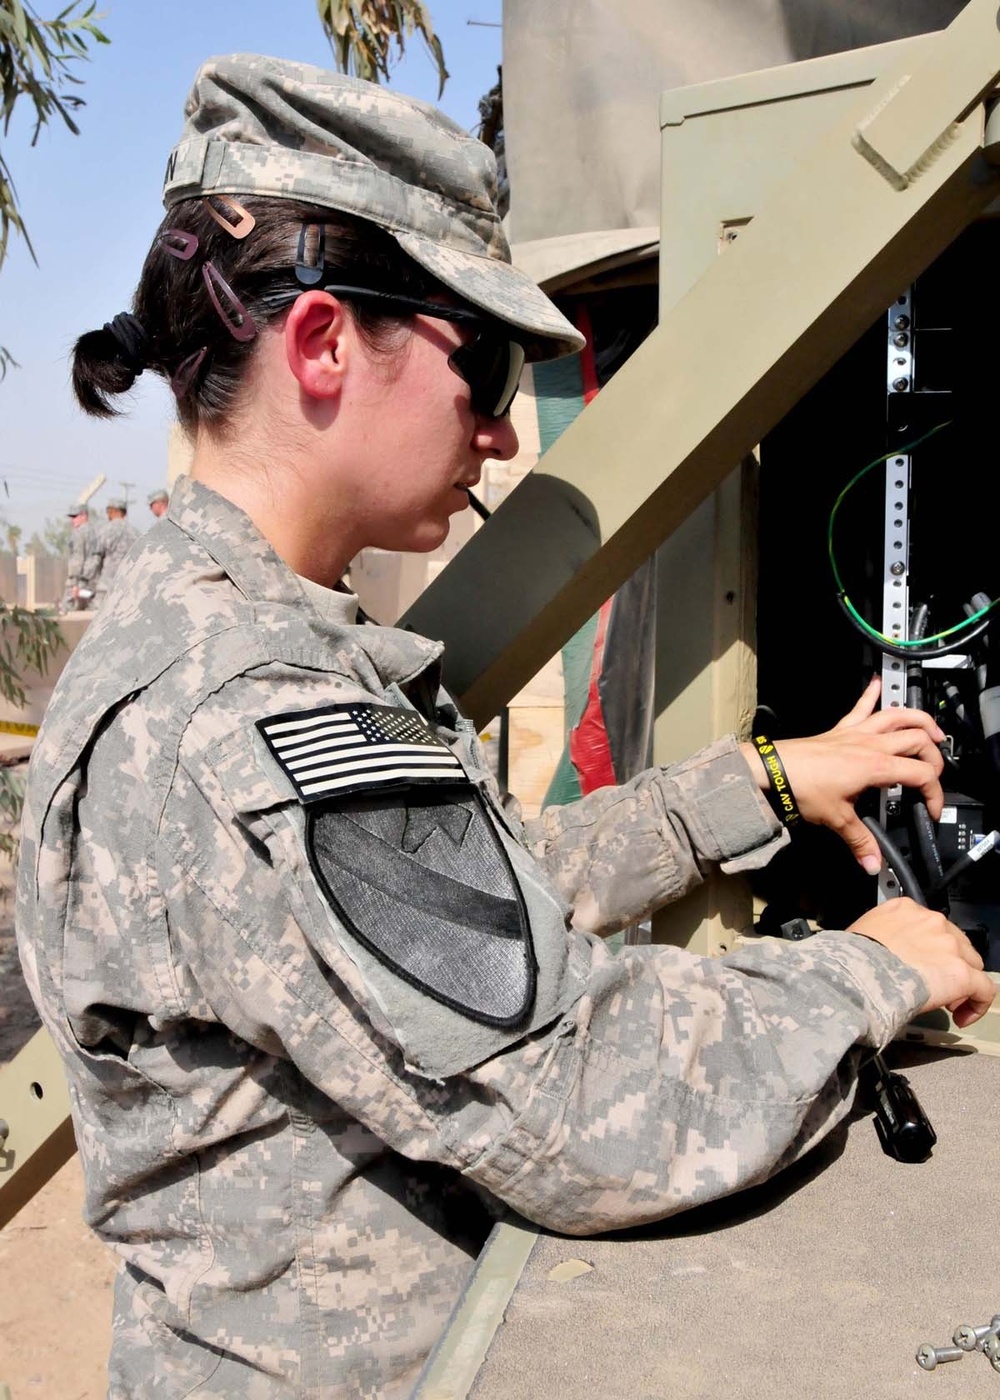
[954, 1325, 979, 1351]
[893, 333, 909, 348]
[985, 1334, 1000, 1361]
[894, 315, 911, 330]
[917, 1344, 964, 1370]
[890, 562, 906, 576]
[892, 377, 909, 392]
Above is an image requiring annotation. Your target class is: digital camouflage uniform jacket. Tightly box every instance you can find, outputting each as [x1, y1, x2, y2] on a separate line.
[94, 517, 141, 604]
[65, 518, 101, 597]
[16, 478, 927, 1400]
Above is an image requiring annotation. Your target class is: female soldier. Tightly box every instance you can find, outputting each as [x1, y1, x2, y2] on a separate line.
[16, 53, 992, 1400]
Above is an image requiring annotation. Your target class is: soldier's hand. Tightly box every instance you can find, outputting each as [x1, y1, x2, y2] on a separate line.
[740, 677, 945, 874]
[849, 898, 995, 1027]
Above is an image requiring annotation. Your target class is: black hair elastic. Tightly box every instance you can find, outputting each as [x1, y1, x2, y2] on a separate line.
[104, 313, 148, 375]
[752, 734, 801, 827]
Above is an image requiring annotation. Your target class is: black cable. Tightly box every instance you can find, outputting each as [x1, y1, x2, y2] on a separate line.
[906, 602, 928, 711]
[968, 592, 991, 694]
[858, 822, 941, 1156]
[929, 830, 999, 895]
[908, 798, 947, 910]
[835, 597, 991, 661]
[861, 816, 927, 906]
[909, 602, 929, 641]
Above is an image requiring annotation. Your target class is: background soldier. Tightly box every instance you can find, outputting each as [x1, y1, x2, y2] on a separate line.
[60, 502, 100, 612]
[93, 497, 139, 608]
[147, 487, 169, 518]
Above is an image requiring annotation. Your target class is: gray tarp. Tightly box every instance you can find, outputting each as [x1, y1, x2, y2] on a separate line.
[504, 0, 965, 279]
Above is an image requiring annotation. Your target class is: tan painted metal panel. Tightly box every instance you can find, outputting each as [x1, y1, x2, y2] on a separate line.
[651, 462, 759, 953]
[658, 36, 935, 314]
[406, 16, 1000, 725]
[0, 1027, 75, 1231]
[653, 39, 928, 953]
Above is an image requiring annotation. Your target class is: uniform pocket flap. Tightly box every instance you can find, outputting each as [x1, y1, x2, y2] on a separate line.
[208, 728, 299, 816]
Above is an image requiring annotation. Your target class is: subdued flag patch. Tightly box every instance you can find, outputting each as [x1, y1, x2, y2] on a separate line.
[257, 702, 466, 802]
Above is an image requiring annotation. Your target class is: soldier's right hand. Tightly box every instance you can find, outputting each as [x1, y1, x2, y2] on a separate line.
[848, 898, 995, 1028]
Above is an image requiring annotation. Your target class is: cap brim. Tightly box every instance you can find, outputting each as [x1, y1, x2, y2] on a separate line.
[394, 231, 585, 361]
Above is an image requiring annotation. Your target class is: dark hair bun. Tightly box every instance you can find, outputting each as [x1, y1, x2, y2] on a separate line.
[72, 325, 143, 417]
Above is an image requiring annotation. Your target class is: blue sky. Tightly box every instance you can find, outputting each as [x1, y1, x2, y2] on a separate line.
[0, 1, 502, 542]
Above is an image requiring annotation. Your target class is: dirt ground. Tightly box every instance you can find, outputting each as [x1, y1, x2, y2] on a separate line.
[0, 888, 116, 1400]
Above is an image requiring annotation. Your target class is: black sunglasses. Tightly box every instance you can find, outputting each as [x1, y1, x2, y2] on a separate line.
[282, 282, 526, 419]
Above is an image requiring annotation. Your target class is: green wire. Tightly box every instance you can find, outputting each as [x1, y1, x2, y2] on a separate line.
[827, 421, 1000, 648]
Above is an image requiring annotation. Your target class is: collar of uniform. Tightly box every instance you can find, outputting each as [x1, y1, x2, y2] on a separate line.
[166, 475, 306, 609]
[296, 574, 359, 626]
[164, 473, 445, 686]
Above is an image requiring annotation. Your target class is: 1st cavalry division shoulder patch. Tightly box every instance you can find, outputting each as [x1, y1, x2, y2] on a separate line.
[257, 703, 536, 1029]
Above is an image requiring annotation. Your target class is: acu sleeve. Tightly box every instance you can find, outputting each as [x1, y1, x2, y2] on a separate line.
[523, 735, 787, 935]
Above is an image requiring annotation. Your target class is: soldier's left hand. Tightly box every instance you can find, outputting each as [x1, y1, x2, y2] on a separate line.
[739, 676, 945, 874]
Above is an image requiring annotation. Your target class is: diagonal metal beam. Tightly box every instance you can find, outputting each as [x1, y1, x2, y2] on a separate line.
[0, 1027, 74, 1230]
[403, 0, 1000, 728]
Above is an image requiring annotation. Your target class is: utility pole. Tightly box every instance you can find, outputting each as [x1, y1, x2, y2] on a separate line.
[77, 473, 106, 506]
[119, 480, 136, 509]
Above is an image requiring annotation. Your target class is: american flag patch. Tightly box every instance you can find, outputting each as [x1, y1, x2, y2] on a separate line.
[257, 703, 466, 803]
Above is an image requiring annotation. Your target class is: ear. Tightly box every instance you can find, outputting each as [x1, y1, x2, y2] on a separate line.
[283, 291, 352, 401]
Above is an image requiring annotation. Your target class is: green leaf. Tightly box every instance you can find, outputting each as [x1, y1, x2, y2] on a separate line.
[428, 33, 448, 97]
[0, 0, 110, 326]
[9, 0, 29, 47]
[315, 0, 448, 94]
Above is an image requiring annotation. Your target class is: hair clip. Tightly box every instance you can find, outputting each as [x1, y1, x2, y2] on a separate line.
[170, 346, 208, 398]
[295, 222, 326, 286]
[202, 262, 257, 343]
[204, 194, 256, 240]
[158, 228, 199, 261]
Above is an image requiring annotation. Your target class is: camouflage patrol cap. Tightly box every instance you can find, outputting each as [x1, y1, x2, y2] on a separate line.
[107, 497, 128, 511]
[147, 488, 169, 504]
[162, 54, 584, 360]
[67, 502, 86, 517]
